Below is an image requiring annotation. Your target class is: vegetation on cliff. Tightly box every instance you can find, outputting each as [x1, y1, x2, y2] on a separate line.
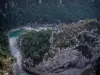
[19, 29, 52, 65]
[53, 19, 99, 48]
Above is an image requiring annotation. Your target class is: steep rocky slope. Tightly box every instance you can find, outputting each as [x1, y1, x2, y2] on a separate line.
[20, 19, 100, 75]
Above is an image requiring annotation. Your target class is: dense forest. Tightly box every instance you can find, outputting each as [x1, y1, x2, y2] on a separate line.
[2, 0, 100, 28]
[0, 0, 100, 29]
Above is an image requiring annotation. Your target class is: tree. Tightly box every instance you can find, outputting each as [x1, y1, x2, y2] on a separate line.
[20, 30, 52, 65]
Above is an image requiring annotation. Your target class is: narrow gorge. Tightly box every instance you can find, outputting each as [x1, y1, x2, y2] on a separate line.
[1, 0, 100, 75]
[7, 20, 100, 75]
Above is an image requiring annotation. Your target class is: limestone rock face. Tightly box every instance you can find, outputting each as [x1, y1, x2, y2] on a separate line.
[23, 20, 100, 75]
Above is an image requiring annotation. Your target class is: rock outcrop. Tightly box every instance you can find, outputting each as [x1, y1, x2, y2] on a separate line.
[23, 19, 100, 75]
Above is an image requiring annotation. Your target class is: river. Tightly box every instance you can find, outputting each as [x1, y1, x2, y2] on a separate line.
[9, 29, 32, 75]
[8, 27, 50, 75]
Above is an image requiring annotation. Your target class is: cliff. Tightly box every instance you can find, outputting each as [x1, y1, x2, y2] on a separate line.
[20, 19, 100, 75]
